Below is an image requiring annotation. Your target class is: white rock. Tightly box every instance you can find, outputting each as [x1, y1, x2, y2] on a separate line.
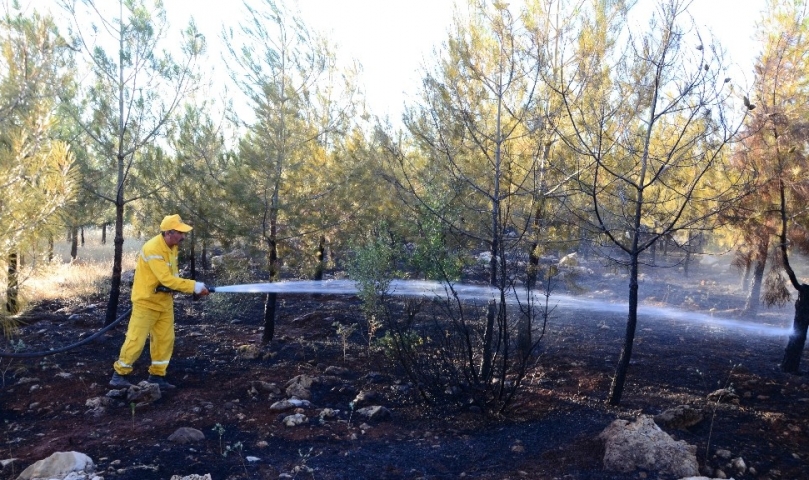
[715, 449, 732, 459]
[599, 415, 699, 478]
[731, 456, 746, 472]
[283, 413, 308, 427]
[16, 451, 94, 480]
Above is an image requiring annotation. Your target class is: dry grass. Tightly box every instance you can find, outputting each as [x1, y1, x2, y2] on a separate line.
[8, 227, 142, 305]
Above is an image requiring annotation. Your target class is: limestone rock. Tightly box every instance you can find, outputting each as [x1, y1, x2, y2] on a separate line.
[731, 456, 747, 473]
[356, 405, 392, 422]
[1, 458, 19, 472]
[352, 390, 383, 407]
[323, 365, 350, 376]
[283, 413, 308, 427]
[599, 415, 699, 478]
[168, 427, 206, 444]
[654, 405, 705, 430]
[16, 451, 95, 480]
[126, 381, 161, 406]
[285, 374, 316, 400]
[270, 398, 313, 412]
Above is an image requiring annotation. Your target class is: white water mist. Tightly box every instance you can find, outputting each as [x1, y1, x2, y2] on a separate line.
[212, 279, 791, 337]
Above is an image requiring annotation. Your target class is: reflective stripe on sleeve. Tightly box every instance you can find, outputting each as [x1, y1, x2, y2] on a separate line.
[140, 252, 164, 262]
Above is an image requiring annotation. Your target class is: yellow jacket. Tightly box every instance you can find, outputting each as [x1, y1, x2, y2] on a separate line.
[131, 233, 196, 312]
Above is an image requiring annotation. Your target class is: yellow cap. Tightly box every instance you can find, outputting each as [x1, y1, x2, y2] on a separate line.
[159, 214, 193, 233]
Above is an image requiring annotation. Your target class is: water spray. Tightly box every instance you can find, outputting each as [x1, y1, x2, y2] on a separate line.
[164, 280, 792, 338]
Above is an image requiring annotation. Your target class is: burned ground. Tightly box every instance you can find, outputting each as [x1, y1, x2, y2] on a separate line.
[1, 256, 808, 480]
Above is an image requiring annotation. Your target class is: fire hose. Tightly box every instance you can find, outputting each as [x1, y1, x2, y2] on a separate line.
[0, 306, 133, 358]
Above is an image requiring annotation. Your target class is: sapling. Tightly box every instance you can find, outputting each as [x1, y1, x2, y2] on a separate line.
[333, 322, 357, 361]
[706, 362, 741, 459]
[224, 441, 247, 475]
[347, 401, 355, 429]
[292, 447, 318, 479]
[212, 423, 225, 455]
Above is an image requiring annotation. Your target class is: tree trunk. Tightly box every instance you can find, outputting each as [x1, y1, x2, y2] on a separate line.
[741, 258, 752, 292]
[48, 235, 54, 262]
[314, 235, 325, 281]
[781, 284, 809, 373]
[683, 231, 696, 278]
[489, 239, 498, 286]
[262, 220, 279, 344]
[80, 226, 85, 247]
[101, 222, 107, 245]
[262, 293, 277, 344]
[520, 235, 537, 357]
[608, 253, 640, 405]
[744, 256, 766, 316]
[5, 251, 19, 314]
[104, 202, 125, 326]
[70, 225, 79, 260]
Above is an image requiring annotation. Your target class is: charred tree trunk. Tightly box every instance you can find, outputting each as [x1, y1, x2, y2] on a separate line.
[80, 226, 85, 247]
[608, 253, 640, 405]
[781, 284, 809, 373]
[263, 292, 277, 344]
[101, 222, 107, 245]
[5, 251, 19, 314]
[104, 201, 125, 326]
[314, 235, 326, 281]
[778, 173, 808, 373]
[683, 231, 697, 278]
[262, 221, 279, 344]
[489, 238, 498, 287]
[70, 225, 79, 260]
[527, 246, 539, 290]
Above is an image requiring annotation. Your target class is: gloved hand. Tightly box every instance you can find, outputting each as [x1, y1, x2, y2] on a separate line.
[194, 282, 210, 296]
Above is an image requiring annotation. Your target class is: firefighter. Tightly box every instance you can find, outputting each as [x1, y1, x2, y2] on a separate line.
[110, 214, 209, 389]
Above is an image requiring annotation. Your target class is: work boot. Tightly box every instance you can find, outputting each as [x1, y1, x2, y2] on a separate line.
[147, 375, 176, 390]
[109, 372, 133, 388]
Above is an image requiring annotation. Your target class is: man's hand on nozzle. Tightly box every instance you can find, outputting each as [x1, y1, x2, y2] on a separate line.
[194, 282, 210, 296]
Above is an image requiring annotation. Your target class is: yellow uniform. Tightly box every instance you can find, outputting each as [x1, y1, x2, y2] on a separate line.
[113, 232, 196, 377]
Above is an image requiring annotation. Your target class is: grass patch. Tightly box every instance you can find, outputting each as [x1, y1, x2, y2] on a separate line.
[7, 227, 141, 305]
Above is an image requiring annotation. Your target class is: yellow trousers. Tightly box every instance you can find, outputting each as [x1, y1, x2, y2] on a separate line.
[113, 305, 175, 377]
